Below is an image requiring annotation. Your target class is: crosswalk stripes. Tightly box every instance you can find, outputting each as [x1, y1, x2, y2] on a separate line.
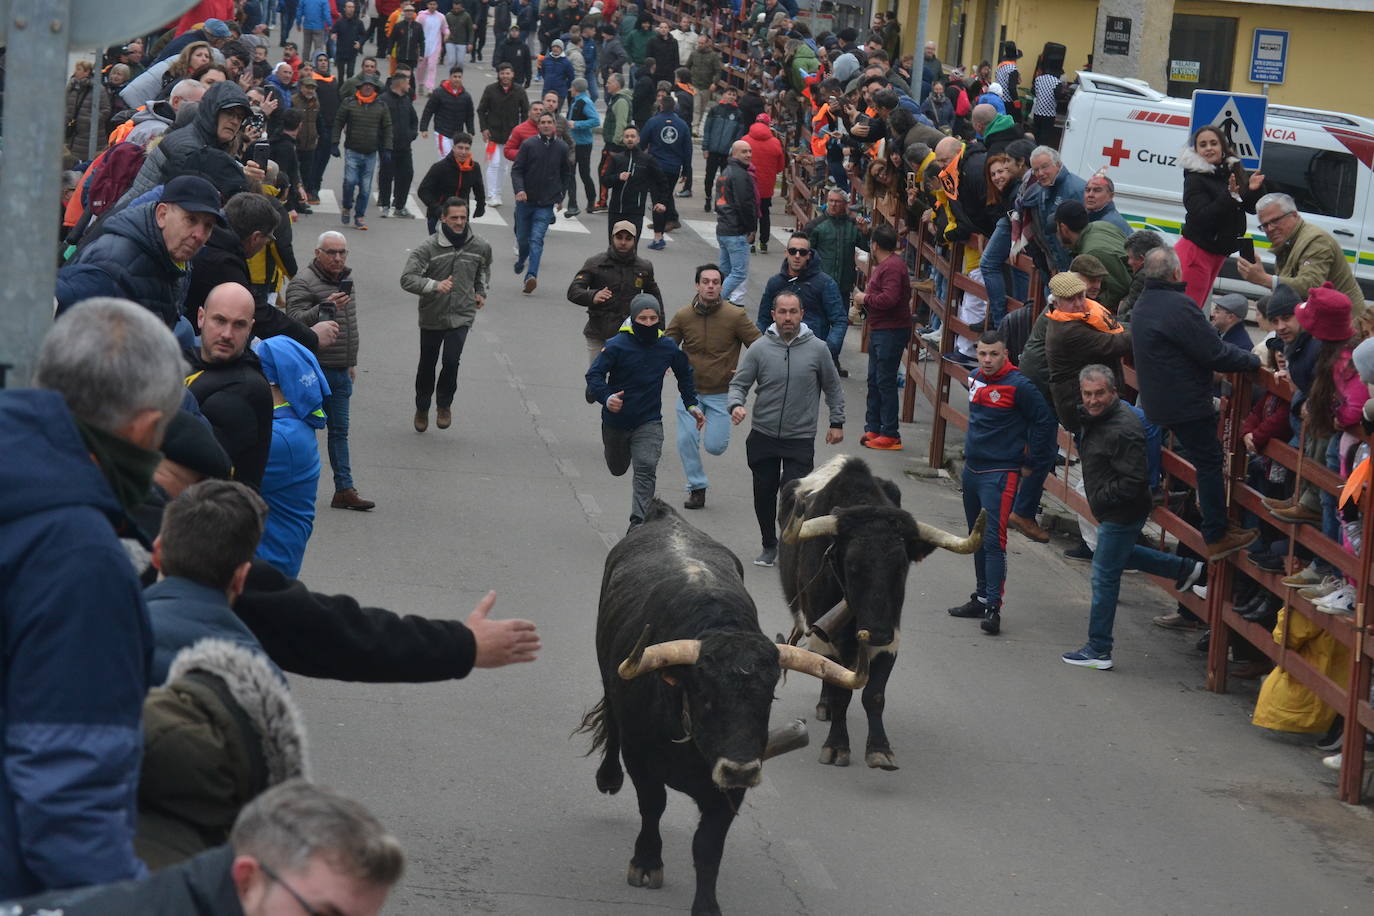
[311, 189, 427, 220]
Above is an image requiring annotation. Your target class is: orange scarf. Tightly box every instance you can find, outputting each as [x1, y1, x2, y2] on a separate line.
[1046, 299, 1123, 334]
[355, 90, 375, 105]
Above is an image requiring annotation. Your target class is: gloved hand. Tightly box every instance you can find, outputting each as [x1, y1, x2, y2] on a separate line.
[381, 150, 393, 165]
[330, 144, 341, 158]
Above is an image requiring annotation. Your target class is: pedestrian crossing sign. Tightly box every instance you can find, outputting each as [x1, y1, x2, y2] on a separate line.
[1190, 90, 1267, 170]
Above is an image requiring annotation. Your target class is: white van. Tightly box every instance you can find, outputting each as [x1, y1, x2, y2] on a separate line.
[1059, 71, 1374, 297]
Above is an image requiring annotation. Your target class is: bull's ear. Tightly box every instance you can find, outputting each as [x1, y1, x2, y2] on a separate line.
[660, 672, 679, 687]
[879, 478, 902, 507]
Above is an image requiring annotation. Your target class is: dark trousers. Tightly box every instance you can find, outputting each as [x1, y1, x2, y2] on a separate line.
[865, 327, 909, 438]
[746, 430, 814, 548]
[308, 143, 331, 196]
[367, 15, 387, 53]
[298, 146, 320, 196]
[704, 151, 727, 200]
[962, 466, 1019, 607]
[679, 156, 692, 193]
[280, 0, 299, 43]
[1167, 414, 1228, 542]
[415, 325, 470, 410]
[378, 149, 415, 210]
[473, 20, 488, 56]
[651, 166, 680, 234]
[337, 56, 356, 79]
[573, 143, 595, 207]
[758, 196, 772, 244]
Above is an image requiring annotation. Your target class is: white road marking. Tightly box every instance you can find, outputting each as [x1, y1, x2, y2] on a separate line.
[577, 492, 601, 516]
[772, 227, 795, 246]
[471, 209, 508, 226]
[683, 219, 718, 245]
[547, 217, 591, 234]
[785, 839, 838, 890]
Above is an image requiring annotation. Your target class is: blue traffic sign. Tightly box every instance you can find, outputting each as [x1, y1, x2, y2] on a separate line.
[1191, 90, 1267, 170]
[1250, 29, 1288, 85]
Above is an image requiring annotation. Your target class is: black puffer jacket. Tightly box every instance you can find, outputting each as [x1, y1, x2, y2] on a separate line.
[1078, 396, 1153, 525]
[55, 202, 188, 330]
[1179, 147, 1263, 256]
[120, 81, 251, 208]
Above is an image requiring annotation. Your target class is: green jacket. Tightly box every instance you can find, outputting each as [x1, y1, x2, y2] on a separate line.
[332, 94, 393, 154]
[687, 47, 721, 92]
[624, 27, 650, 64]
[789, 43, 820, 94]
[1072, 221, 1131, 312]
[603, 88, 632, 147]
[400, 228, 494, 331]
[804, 213, 869, 295]
[1275, 218, 1366, 318]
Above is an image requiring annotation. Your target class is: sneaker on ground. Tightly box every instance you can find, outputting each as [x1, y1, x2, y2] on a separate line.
[354, 217, 367, 230]
[1175, 560, 1205, 593]
[647, 239, 666, 250]
[753, 546, 778, 567]
[862, 435, 902, 450]
[1062, 645, 1114, 670]
[523, 275, 538, 294]
[564, 206, 581, 216]
[340, 212, 350, 225]
[947, 594, 985, 618]
[378, 207, 391, 218]
[393, 207, 415, 218]
[513, 260, 525, 275]
[859, 431, 876, 445]
[980, 607, 1001, 635]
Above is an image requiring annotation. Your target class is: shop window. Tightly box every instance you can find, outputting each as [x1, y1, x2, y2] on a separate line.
[1167, 15, 1236, 99]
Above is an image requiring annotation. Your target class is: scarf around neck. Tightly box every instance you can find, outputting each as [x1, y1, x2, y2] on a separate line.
[74, 416, 161, 514]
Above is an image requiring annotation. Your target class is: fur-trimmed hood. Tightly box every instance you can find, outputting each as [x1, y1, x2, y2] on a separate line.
[166, 638, 310, 785]
[1179, 146, 1237, 174]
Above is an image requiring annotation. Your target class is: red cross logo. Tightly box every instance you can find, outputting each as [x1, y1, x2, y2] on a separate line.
[1102, 139, 1131, 167]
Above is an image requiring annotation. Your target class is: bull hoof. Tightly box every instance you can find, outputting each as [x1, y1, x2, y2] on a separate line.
[818, 745, 850, 767]
[865, 749, 900, 771]
[596, 761, 624, 795]
[815, 701, 831, 722]
[627, 863, 664, 889]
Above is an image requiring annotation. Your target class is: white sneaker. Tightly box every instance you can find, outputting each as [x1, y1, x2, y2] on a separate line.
[1323, 750, 1374, 770]
[1312, 583, 1355, 614]
[1192, 584, 1208, 600]
[378, 207, 391, 218]
[488, 198, 502, 208]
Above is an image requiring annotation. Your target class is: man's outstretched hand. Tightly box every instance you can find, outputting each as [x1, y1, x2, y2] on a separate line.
[467, 591, 541, 668]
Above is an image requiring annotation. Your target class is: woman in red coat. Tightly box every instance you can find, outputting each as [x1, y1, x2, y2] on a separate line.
[743, 113, 784, 253]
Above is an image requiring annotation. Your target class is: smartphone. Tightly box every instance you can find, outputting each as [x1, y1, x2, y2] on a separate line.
[318, 303, 337, 321]
[906, 172, 917, 190]
[1237, 237, 1256, 263]
[339, 278, 354, 296]
[252, 141, 271, 169]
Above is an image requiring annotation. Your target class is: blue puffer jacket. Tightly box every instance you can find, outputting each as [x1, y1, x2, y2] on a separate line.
[568, 92, 600, 146]
[755, 258, 848, 358]
[296, 0, 334, 31]
[542, 53, 575, 99]
[586, 321, 698, 431]
[0, 390, 151, 897]
[55, 201, 189, 331]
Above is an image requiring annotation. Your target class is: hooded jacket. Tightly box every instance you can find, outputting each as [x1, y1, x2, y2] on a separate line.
[756, 257, 847, 358]
[965, 359, 1056, 473]
[646, 32, 680, 79]
[56, 201, 189, 331]
[420, 79, 476, 137]
[603, 147, 669, 216]
[493, 35, 533, 84]
[477, 80, 530, 142]
[0, 389, 152, 897]
[125, 99, 177, 147]
[381, 87, 420, 152]
[980, 114, 1020, 156]
[568, 247, 663, 341]
[400, 226, 494, 330]
[1130, 278, 1260, 427]
[586, 321, 698, 430]
[1077, 396, 1153, 525]
[121, 81, 252, 207]
[728, 323, 845, 439]
[714, 156, 758, 237]
[542, 51, 575, 98]
[417, 151, 488, 219]
[702, 100, 744, 155]
[744, 121, 784, 196]
[1179, 147, 1263, 256]
[568, 91, 600, 146]
[666, 298, 763, 394]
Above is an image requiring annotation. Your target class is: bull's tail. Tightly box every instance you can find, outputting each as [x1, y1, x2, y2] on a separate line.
[574, 696, 610, 756]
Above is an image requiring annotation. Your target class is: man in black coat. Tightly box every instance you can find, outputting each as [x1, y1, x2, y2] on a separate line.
[420, 64, 476, 154]
[567, 223, 664, 362]
[379, 73, 420, 218]
[493, 24, 532, 86]
[391, 5, 427, 73]
[646, 18, 679, 83]
[1130, 246, 1260, 560]
[601, 125, 669, 246]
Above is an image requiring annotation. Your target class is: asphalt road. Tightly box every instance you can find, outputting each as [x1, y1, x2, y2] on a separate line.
[282, 56, 1373, 915]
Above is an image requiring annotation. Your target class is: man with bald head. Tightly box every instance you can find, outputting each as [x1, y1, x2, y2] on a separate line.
[714, 139, 758, 304]
[186, 283, 275, 489]
[126, 78, 208, 147]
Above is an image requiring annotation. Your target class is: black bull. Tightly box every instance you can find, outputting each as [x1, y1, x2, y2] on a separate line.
[778, 456, 985, 770]
[579, 499, 866, 916]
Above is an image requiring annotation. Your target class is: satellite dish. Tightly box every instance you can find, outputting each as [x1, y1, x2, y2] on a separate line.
[0, 0, 197, 47]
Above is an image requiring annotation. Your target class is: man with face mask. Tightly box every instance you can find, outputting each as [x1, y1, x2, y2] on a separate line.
[586, 295, 703, 533]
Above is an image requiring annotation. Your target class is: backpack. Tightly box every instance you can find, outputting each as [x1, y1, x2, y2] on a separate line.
[86, 141, 147, 215]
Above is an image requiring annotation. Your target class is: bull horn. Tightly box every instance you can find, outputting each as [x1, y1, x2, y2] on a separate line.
[775, 643, 869, 690]
[618, 639, 702, 679]
[762, 718, 810, 760]
[783, 514, 839, 543]
[916, 509, 985, 554]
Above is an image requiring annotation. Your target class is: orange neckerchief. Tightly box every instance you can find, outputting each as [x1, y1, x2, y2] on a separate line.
[1046, 299, 1123, 334]
[676, 81, 695, 95]
[938, 144, 964, 200]
[355, 90, 376, 105]
[454, 155, 474, 171]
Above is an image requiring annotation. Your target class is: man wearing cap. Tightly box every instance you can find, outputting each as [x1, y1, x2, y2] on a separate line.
[154, 17, 234, 64]
[586, 294, 703, 532]
[391, 5, 427, 77]
[1210, 293, 1254, 351]
[568, 222, 663, 368]
[511, 111, 572, 294]
[331, 72, 393, 230]
[1042, 271, 1131, 434]
[542, 38, 576, 105]
[1237, 192, 1366, 318]
[56, 176, 220, 335]
[1055, 200, 1129, 312]
[1131, 247, 1260, 560]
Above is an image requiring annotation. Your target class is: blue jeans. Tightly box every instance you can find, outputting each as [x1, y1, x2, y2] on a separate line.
[321, 366, 353, 492]
[865, 328, 909, 437]
[676, 393, 731, 491]
[514, 202, 555, 277]
[341, 150, 376, 218]
[962, 466, 1018, 606]
[1167, 414, 1227, 542]
[1321, 433, 1341, 544]
[718, 234, 750, 304]
[980, 216, 1012, 328]
[1088, 517, 1192, 653]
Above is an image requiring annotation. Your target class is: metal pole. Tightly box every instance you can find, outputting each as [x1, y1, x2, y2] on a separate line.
[0, 0, 74, 388]
[87, 48, 100, 162]
[916, 0, 929, 60]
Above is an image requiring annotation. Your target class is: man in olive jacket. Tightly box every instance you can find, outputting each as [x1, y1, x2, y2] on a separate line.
[331, 73, 393, 228]
[568, 221, 662, 365]
[400, 197, 493, 432]
[666, 263, 762, 508]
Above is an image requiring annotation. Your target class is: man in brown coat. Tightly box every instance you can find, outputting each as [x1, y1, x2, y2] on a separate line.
[665, 263, 762, 508]
[1043, 271, 1132, 435]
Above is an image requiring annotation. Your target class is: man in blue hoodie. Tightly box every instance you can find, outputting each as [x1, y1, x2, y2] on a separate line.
[586, 294, 703, 532]
[641, 95, 690, 250]
[1, 298, 186, 897]
[946, 330, 1055, 636]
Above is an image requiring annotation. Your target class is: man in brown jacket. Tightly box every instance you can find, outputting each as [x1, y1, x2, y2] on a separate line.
[285, 230, 374, 510]
[1042, 271, 1132, 435]
[665, 263, 763, 508]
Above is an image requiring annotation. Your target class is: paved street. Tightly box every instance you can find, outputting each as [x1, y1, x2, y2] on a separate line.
[282, 60, 1372, 915]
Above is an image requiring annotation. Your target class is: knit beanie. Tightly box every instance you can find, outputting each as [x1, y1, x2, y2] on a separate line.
[630, 293, 662, 322]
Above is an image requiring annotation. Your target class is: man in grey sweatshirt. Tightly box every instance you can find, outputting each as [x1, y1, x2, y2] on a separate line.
[728, 290, 845, 566]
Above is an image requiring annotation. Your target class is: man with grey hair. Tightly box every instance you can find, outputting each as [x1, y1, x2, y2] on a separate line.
[0, 298, 184, 896]
[7, 779, 404, 913]
[125, 78, 208, 147]
[1237, 191, 1365, 315]
[1024, 145, 1085, 274]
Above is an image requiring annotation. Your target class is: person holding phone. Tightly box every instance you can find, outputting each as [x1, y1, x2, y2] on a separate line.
[285, 230, 375, 511]
[1176, 125, 1265, 307]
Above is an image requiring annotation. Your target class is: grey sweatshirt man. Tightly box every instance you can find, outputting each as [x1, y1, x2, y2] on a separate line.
[728, 323, 845, 439]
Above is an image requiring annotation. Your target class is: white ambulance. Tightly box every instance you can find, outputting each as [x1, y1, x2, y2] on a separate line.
[1059, 71, 1374, 297]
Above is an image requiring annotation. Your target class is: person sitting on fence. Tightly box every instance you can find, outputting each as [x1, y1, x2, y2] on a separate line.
[1131, 246, 1261, 561]
[947, 330, 1055, 637]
